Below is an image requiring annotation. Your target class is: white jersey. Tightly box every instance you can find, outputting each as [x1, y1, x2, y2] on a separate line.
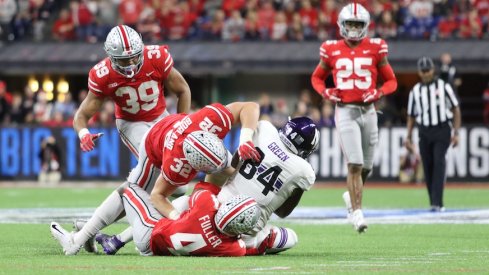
[218, 120, 316, 232]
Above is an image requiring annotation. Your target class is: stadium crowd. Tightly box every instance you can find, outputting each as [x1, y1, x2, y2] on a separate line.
[0, 0, 488, 43]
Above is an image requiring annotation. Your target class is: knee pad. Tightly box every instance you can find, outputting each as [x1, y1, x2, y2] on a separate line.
[266, 227, 298, 255]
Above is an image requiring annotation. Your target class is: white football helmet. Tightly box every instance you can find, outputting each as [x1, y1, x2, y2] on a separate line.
[104, 25, 144, 78]
[215, 195, 261, 236]
[183, 131, 228, 173]
[337, 3, 370, 41]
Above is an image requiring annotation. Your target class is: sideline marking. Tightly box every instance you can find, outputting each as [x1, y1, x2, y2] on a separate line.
[1, 207, 489, 224]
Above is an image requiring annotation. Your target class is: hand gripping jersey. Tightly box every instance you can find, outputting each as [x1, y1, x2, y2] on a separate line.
[218, 120, 316, 232]
[145, 103, 234, 186]
[319, 38, 389, 103]
[150, 183, 246, 256]
[87, 45, 174, 121]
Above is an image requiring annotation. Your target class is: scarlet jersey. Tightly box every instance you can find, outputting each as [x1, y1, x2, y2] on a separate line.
[150, 183, 246, 256]
[145, 103, 234, 186]
[319, 38, 388, 103]
[87, 45, 174, 121]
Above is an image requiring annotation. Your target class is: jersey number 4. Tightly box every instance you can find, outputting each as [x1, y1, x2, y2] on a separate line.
[168, 233, 206, 256]
[239, 159, 283, 196]
[336, 57, 373, 90]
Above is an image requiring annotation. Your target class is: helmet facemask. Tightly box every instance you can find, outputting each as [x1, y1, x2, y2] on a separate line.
[110, 53, 144, 78]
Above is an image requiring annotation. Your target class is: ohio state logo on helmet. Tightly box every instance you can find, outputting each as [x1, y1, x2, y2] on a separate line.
[214, 195, 261, 236]
[183, 131, 228, 173]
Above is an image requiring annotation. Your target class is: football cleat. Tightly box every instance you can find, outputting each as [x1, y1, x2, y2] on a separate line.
[95, 233, 125, 255]
[265, 226, 298, 254]
[342, 191, 353, 221]
[351, 209, 368, 233]
[72, 219, 98, 253]
[50, 222, 81, 255]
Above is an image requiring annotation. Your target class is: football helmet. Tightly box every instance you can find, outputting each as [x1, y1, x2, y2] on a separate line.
[337, 3, 370, 41]
[104, 25, 144, 78]
[183, 131, 228, 173]
[215, 195, 261, 236]
[279, 117, 320, 158]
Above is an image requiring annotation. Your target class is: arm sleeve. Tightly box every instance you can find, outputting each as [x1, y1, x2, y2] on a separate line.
[311, 64, 328, 96]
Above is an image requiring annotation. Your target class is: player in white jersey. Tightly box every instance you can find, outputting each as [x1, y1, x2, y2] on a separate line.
[216, 117, 319, 254]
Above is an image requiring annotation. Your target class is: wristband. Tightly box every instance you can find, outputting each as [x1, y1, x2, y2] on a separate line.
[78, 128, 90, 140]
[239, 128, 255, 145]
[168, 209, 181, 220]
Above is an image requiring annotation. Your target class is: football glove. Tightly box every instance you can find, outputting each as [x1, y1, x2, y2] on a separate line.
[322, 88, 342, 102]
[238, 141, 261, 163]
[80, 132, 103, 152]
[362, 89, 383, 103]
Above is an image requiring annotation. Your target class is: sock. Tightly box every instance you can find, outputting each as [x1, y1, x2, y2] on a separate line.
[117, 227, 133, 244]
[73, 191, 123, 246]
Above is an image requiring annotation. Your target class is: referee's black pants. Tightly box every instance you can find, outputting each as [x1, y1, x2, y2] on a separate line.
[418, 122, 451, 208]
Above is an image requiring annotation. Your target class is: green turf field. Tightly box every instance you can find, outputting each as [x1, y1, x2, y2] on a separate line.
[0, 185, 488, 274]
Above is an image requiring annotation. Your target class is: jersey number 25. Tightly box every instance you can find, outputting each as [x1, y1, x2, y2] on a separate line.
[336, 57, 372, 90]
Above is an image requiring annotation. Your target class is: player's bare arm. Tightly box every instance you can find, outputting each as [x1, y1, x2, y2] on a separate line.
[73, 92, 104, 134]
[274, 188, 304, 218]
[226, 102, 261, 162]
[150, 174, 179, 219]
[204, 167, 235, 187]
[405, 116, 416, 151]
[164, 67, 191, 113]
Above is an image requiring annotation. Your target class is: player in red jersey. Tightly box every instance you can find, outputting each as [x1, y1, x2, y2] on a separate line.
[310, 3, 397, 233]
[50, 101, 261, 255]
[117, 181, 260, 256]
[70, 25, 191, 253]
[73, 25, 190, 156]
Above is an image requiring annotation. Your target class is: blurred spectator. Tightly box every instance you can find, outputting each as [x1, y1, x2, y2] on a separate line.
[9, 93, 26, 125]
[52, 8, 76, 41]
[258, 93, 274, 116]
[288, 12, 304, 41]
[53, 92, 77, 121]
[33, 91, 53, 123]
[377, 96, 401, 127]
[298, 0, 317, 39]
[483, 82, 489, 124]
[222, 9, 245, 41]
[222, 0, 246, 17]
[166, 4, 191, 41]
[399, 144, 424, 184]
[439, 52, 462, 91]
[118, 0, 144, 29]
[0, 81, 11, 124]
[244, 10, 260, 40]
[270, 11, 287, 41]
[202, 9, 225, 40]
[38, 136, 62, 186]
[137, 7, 161, 42]
[70, 0, 96, 42]
[319, 101, 335, 128]
[94, 0, 118, 41]
[459, 8, 483, 39]
[309, 106, 321, 125]
[31, 0, 60, 42]
[376, 10, 397, 40]
[269, 98, 289, 127]
[257, 0, 275, 39]
[436, 10, 460, 39]
[0, 0, 17, 41]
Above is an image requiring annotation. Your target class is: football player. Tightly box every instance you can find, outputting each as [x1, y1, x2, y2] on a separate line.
[173, 117, 319, 255]
[50, 101, 261, 255]
[75, 24, 190, 155]
[310, 3, 397, 232]
[120, 182, 260, 256]
[72, 25, 191, 252]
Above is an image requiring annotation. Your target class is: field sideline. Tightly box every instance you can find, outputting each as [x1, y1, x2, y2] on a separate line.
[0, 184, 488, 274]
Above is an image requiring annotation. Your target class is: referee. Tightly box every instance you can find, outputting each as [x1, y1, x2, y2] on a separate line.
[405, 57, 461, 212]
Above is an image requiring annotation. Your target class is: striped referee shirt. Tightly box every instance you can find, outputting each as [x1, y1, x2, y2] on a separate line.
[407, 78, 459, 127]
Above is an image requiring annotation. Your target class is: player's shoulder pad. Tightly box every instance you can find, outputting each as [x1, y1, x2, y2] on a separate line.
[320, 40, 339, 59]
[368, 38, 388, 55]
[88, 58, 110, 93]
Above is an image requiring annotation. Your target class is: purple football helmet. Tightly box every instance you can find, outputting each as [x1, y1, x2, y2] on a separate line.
[279, 117, 320, 158]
